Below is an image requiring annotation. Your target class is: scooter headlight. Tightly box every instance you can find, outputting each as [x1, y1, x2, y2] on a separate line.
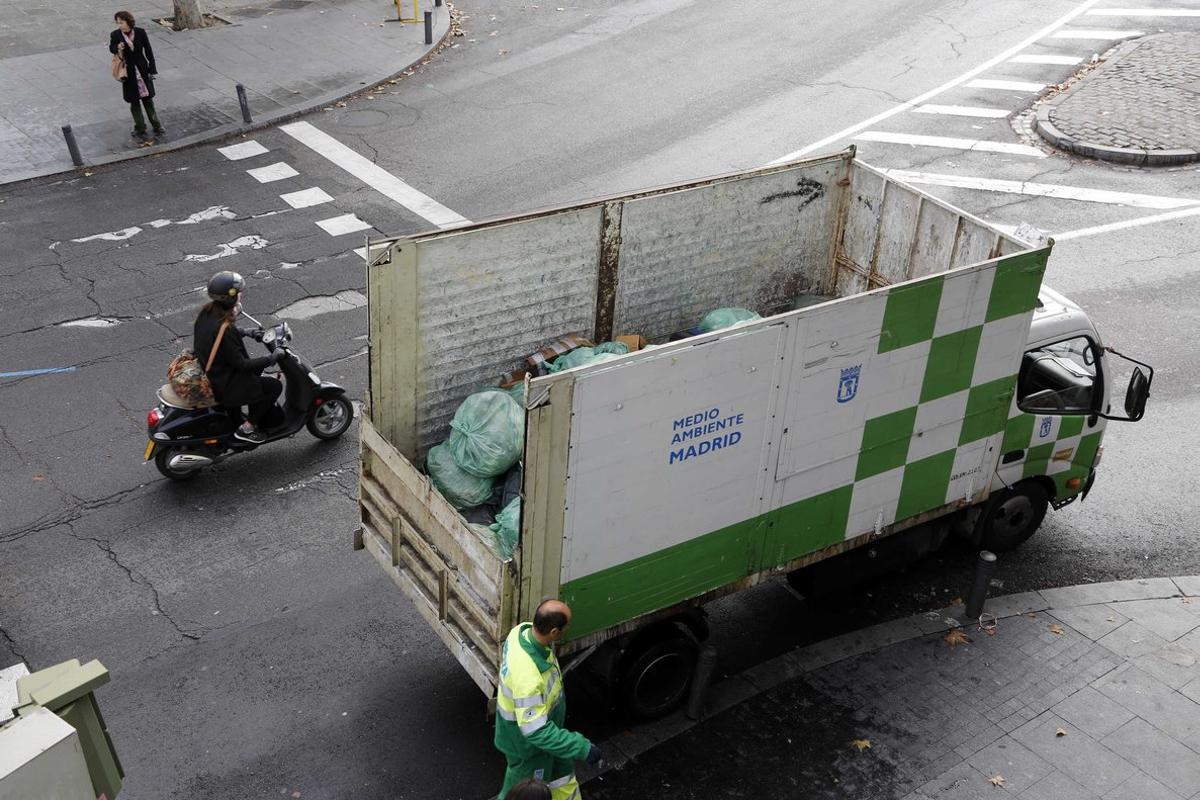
[261, 327, 276, 345]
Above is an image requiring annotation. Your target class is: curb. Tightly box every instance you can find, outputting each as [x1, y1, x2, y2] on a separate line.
[1033, 36, 1200, 167]
[1, 11, 454, 190]
[580, 575, 1200, 783]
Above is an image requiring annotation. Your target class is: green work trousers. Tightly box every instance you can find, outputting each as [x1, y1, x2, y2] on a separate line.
[129, 98, 161, 133]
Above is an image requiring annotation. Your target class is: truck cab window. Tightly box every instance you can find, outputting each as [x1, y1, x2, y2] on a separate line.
[1017, 336, 1098, 415]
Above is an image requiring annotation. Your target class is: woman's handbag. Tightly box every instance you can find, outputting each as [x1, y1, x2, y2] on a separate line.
[112, 51, 127, 81]
[166, 322, 229, 407]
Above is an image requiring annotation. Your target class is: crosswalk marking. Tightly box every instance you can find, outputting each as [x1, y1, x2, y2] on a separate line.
[855, 132, 1046, 157]
[218, 141, 269, 161]
[965, 78, 1047, 92]
[279, 121, 469, 229]
[913, 105, 1011, 118]
[1085, 8, 1200, 16]
[1054, 206, 1200, 241]
[1009, 54, 1082, 65]
[280, 187, 334, 209]
[246, 162, 299, 183]
[316, 213, 373, 236]
[881, 170, 1200, 210]
[1050, 28, 1144, 38]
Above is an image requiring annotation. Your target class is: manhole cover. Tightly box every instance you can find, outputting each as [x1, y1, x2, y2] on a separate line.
[337, 108, 391, 128]
[270, 0, 312, 8]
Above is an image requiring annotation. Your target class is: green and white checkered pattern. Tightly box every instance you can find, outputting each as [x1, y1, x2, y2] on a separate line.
[996, 402, 1105, 497]
[772, 250, 1049, 554]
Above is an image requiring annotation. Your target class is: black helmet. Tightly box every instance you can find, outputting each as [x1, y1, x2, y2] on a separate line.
[206, 271, 244, 308]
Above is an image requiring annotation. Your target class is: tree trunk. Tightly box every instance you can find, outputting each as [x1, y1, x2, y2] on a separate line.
[173, 0, 207, 30]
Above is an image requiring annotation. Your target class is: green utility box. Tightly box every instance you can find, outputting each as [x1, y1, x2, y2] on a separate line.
[14, 659, 123, 800]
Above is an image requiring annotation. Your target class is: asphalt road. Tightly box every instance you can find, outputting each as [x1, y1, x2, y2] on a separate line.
[1, 1, 1198, 798]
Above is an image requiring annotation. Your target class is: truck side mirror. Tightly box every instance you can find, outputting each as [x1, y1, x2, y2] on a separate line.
[1124, 367, 1150, 422]
[1098, 349, 1153, 423]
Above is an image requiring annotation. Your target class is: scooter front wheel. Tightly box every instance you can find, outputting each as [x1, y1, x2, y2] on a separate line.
[306, 396, 354, 440]
[154, 447, 201, 481]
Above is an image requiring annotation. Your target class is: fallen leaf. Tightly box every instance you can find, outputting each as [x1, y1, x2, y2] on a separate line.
[950, 597, 963, 605]
[83, 170, 93, 177]
[498, 49, 509, 55]
[1106, 615, 1117, 622]
[1026, 612, 1038, 619]
[989, 774, 1005, 787]
[851, 738, 871, 751]
[1048, 624, 1065, 636]
[33, 473, 44, 481]
[944, 628, 970, 647]
[1183, 597, 1193, 605]
[1056, 727, 1068, 737]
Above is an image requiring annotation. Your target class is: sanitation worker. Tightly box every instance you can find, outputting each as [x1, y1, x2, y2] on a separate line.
[496, 599, 602, 800]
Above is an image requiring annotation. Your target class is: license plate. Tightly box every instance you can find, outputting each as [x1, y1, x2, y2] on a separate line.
[143, 441, 155, 460]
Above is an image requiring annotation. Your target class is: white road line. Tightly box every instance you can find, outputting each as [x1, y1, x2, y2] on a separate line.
[768, 0, 1104, 163]
[280, 187, 334, 209]
[1050, 28, 1144, 38]
[218, 141, 269, 160]
[247, 162, 299, 183]
[880, 170, 1200, 210]
[316, 213, 373, 236]
[1054, 206, 1200, 241]
[1009, 54, 1082, 65]
[855, 131, 1046, 157]
[1086, 8, 1200, 16]
[913, 104, 1011, 118]
[965, 78, 1047, 92]
[279, 121, 468, 228]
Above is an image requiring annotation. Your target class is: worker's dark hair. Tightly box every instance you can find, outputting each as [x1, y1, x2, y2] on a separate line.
[533, 601, 569, 635]
[114, 10, 135, 25]
[505, 779, 552, 800]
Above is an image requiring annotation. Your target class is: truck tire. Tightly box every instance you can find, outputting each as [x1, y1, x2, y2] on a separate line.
[976, 481, 1049, 552]
[618, 625, 698, 721]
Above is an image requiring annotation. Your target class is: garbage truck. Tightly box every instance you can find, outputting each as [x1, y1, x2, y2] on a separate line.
[354, 147, 1152, 719]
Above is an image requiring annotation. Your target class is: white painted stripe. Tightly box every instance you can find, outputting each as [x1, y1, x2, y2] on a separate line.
[855, 131, 1046, 157]
[767, 0, 1104, 163]
[218, 141, 268, 160]
[280, 187, 334, 209]
[1086, 8, 1200, 16]
[246, 162, 299, 183]
[913, 104, 1011, 118]
[1050, 28, 1144, 38]
[880, 170, 1200, 209]
[1053, 206, 1200, 241]
[965, 78, 1047, 92]
[279, 121, 468, 228]
[316, 213, 373, 236]
[1009, 54, 1082, 65]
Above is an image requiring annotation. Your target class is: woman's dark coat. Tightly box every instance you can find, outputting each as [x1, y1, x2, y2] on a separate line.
[194, 308, 271, 407]
[109, 27, 156, 104]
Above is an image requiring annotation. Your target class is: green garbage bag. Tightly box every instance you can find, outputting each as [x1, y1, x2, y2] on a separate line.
[698, 307, 760, 333]
[489, 497, 521, 560]
[546, 342, 628, 373]
[427, 442, 494, 510]
[448, 390, 525, 478]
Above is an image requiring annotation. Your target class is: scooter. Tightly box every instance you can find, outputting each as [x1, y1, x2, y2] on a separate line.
[144, 315, 354, 480]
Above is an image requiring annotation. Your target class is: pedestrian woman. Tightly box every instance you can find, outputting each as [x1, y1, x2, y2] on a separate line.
[109, 10, 164, 141]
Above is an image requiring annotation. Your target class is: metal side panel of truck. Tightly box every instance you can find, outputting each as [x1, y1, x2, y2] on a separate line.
[354, 148, 1146, 703]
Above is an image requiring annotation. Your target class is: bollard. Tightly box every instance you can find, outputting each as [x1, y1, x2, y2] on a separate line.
[964, 550, 998, 619]
[424, 10, 433, 44]
[61, 125, 84, 167]
[435, 0, 442, 6]
[236, 84, 252, 124]
[685, 645, 718, 720]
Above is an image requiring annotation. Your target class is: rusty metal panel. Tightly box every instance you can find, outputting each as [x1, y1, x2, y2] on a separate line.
[412, 208, 602, 451]
[838, 166, 886, 278]
[909, 200, 960, 278]
[610, 161, 841, 342]
[873, 188, 922, 285]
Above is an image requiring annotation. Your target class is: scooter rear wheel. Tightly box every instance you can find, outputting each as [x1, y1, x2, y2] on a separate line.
[154, 447, 201, 481]
[306, 396, 354, 440]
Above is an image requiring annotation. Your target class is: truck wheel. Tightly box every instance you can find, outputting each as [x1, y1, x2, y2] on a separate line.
[976, 482, 1049, 552]
[618, 626, 698, 722]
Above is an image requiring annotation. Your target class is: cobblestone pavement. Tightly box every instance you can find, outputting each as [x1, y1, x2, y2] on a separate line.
[585, 578, 1200, 800]
[1036, 33, 1200, 165]
[0, 0, 448, 183]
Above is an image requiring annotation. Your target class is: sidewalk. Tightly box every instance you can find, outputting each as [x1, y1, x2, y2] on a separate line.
[1034, 32, 1200, 166]
[585, 577, 1200, 800]
[0, 0, 450, 184]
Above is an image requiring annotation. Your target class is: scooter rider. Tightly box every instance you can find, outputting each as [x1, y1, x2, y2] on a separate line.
[194, 271, 283, 444]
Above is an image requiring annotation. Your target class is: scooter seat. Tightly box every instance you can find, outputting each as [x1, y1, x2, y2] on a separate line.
[158, 383, 214, 410]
